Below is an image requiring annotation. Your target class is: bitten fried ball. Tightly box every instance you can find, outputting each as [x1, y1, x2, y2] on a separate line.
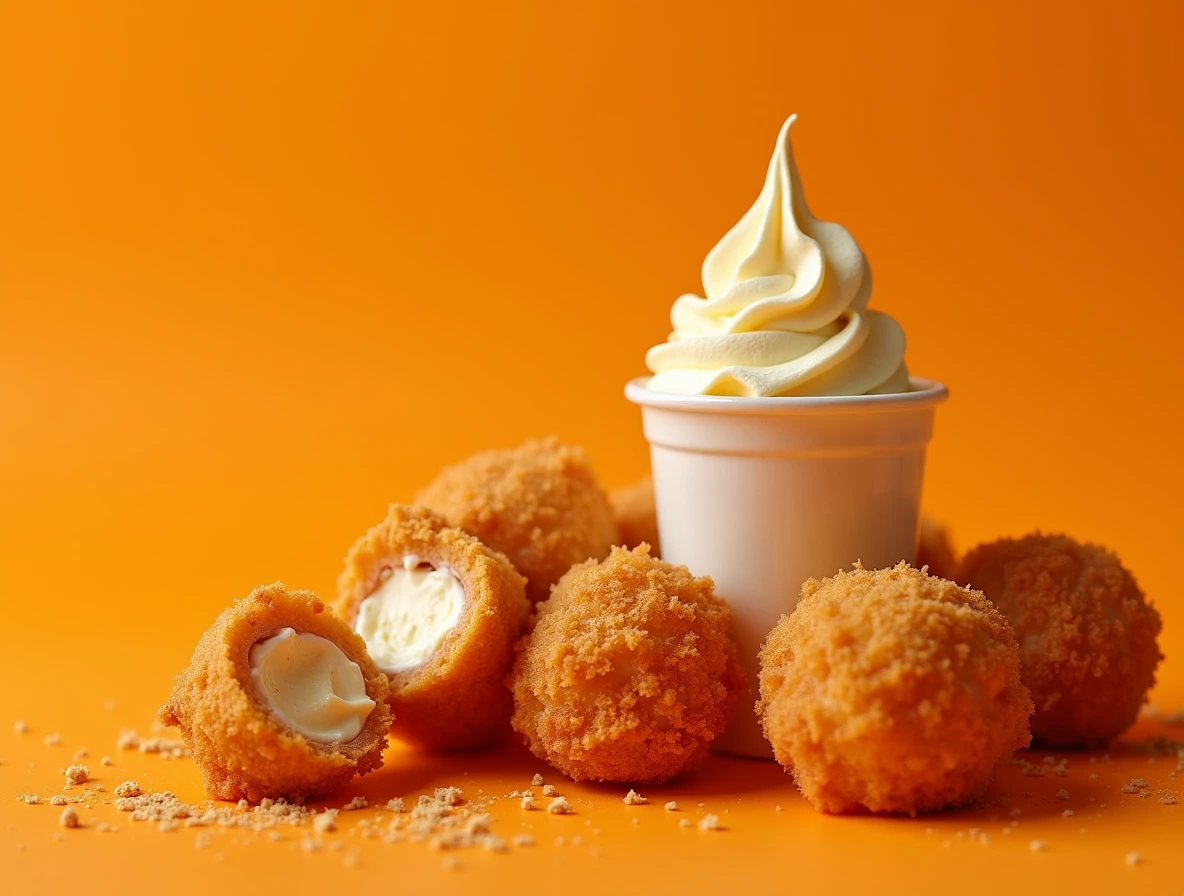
[959, 533, 1163, 748]
[916, 517, 958, 581]
[758, 563, 1032, 814]
[415, 437, 618, 603]
[336, 505, 530, 750]
[509, 545, 745, 784]
[609, 476, 660, 557]
[159, 583, 392, 804]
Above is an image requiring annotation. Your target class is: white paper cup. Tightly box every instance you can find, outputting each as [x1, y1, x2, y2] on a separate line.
[625, 376, 949, 758]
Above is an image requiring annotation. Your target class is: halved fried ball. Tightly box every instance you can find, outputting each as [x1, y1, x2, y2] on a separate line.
[159, 583, 392, 804]
[509, 545, 745, 783]
[758, 562, 1032, 814]
[415, 437, 618, 603]
[336, 505, 529, 750]
[959, 533, 1163, 747]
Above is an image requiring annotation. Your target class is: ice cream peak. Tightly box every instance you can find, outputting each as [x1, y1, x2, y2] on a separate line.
[646, 115, 909, 397]
[248, 628, 375, 744]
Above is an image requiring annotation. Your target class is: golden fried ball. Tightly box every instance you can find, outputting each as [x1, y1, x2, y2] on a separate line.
[609, 476, 661, 557]
[758, 562, 1032, 814]
[416, 437, 618, 603]
[509, 545, 745, 783]
[959, 533, 1163, 747]
[916, 516, 959, 581]
[159, 583, 392, 804]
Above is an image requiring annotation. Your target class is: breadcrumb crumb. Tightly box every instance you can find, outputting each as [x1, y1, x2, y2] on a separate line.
[664, 801, 678, 811]
[434, 788, 463, 807]
[542, 784, 558, 797]
[1030, 840, 1047, 852]
[679, 818, 692, 828]
[547, 797, 572, 815]
[1056, 789, 1070, 800]
[1125, 851, 1142, 866]
[512, 833, 534, 847]
[531, 774, 545, 786]
[385, 798, 405, 813]
[623, 789, 647, 806]
[343, 796, 368, 811]
[113, 781, 141, 799]
[44, 733, 61, 747]
[312, 811, 338, 833]
[697, 814, 720, 831]
[64, 766, 88, 786]
[59, 807, 78, 829]
[14, 720, 28, 734]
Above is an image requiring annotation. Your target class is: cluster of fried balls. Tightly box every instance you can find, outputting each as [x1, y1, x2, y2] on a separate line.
[160, 437, 1164, 818]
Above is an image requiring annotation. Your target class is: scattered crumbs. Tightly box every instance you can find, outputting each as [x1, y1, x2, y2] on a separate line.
[385, 798, 405, 813]
[697, 802, 705, 808]
[623, 789, 647, 806]
[44, 733, 61, 747]
[19, 795, 39, 805]
[775, 805, 782, 812]
[96, 823, 116, 833]
[72, 749, 88, 761]
[1062, 810, 1075, 818]
[512, 833, 534, 847]
[64, 765, 89, 786]
[1056, 789, 1070, 801]
[679, 818, 692, 828]
[1159, 795, 1178, 805]
[482, 835, 507, 853]
[697, 814, 720, 831]
[268, 831, 284, 843]
[116, 730, 139, 750]
[159, 819, 180, 832]
[313, 810, 338, 834]
[631, 818, 639, 825]
[1043, 755, 1057, 765]
[434, 787, 463, 807]
[59, 807, 79, 829]
[343, 796, 368, 811]
[195, 832, 211, 850]
[50, 796, 67, 807]
[113, 781, 141, 799]
[531, 773, 545, 787]
[1052, 760, 1069, 777]
[300, 837, 322, 853]
[571, 835, 583, 846]
[547, 797, 572, 815]
[14, 720, 29, 735]
[542, 784, 558, 798]
[1029, 840, 1047, 853]
[1125, 851, 1142, 866]
[664, 801, 678, 812]
[520, 794, 534, 810]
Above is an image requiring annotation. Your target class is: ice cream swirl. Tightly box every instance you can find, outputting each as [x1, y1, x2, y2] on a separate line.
[646, 116, 908, 397]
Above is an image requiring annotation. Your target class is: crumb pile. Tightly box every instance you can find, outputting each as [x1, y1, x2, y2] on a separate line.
[960, 534, 1163, 747]
[510, 545, 745, 784]
[758, 562, 1033, 814]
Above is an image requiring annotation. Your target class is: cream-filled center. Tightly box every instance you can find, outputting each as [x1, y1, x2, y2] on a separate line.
[354, 556, 466, 674]
[248, 628, 375, 743]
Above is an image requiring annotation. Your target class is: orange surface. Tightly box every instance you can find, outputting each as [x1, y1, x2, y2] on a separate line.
[1, 1, 1182, 893]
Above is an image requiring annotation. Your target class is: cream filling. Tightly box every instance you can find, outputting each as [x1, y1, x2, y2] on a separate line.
[248, 628, 375, 744]
[354, 556, 466, 674]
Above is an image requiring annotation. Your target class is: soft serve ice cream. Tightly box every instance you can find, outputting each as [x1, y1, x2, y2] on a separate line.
[646, 116, 908, 398]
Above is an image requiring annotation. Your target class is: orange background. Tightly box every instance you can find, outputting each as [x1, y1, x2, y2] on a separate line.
[1, 1, 1182, 892]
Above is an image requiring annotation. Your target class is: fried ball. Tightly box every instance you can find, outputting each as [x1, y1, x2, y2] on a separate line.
[159, 583, 392, 804]
[509, 545, 745, 784]
[609, 476, 660, 557]
[916, 516, 958, 581]
[757, 562, 1032, 814]
[336, 505, 530, 750]
[415, 437, 618, 603]
[959, 533, 1163, 747]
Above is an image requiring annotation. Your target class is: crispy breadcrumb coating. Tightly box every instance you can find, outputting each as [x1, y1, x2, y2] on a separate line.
[610, 476, 660, 557]
[159, 583, 392, 804]
[336, 505, 530, 750]
[916, 517, 958, 581]
[959, 533, 1163, 747]
[757, 562, 1032, 814]
[415, 437, 618, 603]
[509, 545, 744, 784]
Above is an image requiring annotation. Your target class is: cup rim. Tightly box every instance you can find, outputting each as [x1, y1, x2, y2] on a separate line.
[625, 376, 949, 416]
